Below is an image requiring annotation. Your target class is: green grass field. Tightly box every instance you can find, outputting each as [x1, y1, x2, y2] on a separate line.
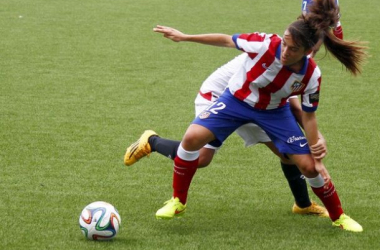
[1, 0, 380, 249]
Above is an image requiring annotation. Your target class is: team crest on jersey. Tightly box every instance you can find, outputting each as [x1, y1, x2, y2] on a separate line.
[199, 111, 211, 119]
[291, 81, 305, 93]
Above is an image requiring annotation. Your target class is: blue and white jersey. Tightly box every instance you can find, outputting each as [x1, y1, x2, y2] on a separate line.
[302, 0, 339, 15]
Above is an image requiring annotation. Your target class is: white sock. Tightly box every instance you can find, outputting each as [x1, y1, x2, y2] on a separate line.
[305, 174, 324, 188]
[177, 143, 199, 161]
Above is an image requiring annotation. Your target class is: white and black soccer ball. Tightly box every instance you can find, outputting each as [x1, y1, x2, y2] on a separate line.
[79, 201, 121, 240]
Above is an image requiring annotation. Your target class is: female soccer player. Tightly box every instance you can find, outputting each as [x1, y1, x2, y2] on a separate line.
[152, 0, 367, 232]
[125, 0, 345, 217]
[124, 53, 329, 217]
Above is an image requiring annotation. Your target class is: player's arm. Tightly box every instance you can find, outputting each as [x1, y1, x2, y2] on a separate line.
[289, 97, 303, 124]
[310, 131, 327, 160]
[153, 25, 235, 48]
[289, 97, 327, 159]
[302, 111, 319, 150]
[302, 111, 331, 185]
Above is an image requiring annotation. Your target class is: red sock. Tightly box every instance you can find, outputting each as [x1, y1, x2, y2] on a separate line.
[333, 25, 343, 39]
[172, 156, 198, 204]
[311, 182, 344, 221]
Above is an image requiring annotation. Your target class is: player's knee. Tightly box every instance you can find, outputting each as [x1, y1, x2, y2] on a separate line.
[182, 125, 214, 151]
[291, 155, 317, 177]
[182, 133, 201, 150]
[298, 163, 317, 177]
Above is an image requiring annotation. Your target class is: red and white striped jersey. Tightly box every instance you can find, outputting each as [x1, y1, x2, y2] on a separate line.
[230, 32, 321, 112]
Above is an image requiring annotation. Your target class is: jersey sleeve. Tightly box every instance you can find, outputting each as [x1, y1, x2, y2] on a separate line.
[288, 95, 299, 100]
[301, 74, 321, 113]
[232, 32, 268, 53]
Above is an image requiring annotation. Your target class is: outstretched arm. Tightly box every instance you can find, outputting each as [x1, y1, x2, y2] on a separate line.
[153, 25, 236, 48]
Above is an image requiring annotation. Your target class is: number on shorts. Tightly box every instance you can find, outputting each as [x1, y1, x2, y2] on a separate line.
[206, 102, 226, 114]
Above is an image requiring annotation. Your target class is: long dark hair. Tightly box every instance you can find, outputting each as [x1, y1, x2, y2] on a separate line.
[288, 0, 367, 75]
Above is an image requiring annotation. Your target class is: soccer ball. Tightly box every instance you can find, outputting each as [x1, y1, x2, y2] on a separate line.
[79, 201, 121, 240]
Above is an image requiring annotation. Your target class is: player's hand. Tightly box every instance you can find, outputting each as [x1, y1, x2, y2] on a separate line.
[314, 160, 331, 188]
[153, 25, 186, 42]
[310, 137, 327, 160]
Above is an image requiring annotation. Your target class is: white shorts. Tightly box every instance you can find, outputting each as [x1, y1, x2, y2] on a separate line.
[194, 94, 271, 149]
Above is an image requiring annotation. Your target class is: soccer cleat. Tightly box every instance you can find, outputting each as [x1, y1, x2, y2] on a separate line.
[332, 214, 363, 232]
[156, 197, 186, 219]
[292, 201, 329, 217]
[124, 130, 158, 166]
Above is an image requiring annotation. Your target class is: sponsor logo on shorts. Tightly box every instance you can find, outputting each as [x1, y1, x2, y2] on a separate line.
[300, 142, 308, 147]
[199, 111, 211, 119]
[287, 135, 306, 144]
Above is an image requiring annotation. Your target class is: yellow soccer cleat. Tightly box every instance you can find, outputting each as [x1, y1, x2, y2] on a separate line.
[292, 201, 329, 217]
[156, 197, 186, 220]
[332, 214, 363, 232]
[124, 130, 158, 166]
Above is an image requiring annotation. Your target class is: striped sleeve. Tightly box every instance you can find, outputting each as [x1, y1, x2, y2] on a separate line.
[299, 58, 321, 112]
[232, 32, 268, 53]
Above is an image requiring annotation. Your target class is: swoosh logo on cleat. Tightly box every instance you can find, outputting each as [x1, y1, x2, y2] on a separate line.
[127, 140, 140, 159]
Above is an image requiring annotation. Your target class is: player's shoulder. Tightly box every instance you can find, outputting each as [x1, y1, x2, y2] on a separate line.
[236, 32, 271, 42]
[305, 56, 322, 78]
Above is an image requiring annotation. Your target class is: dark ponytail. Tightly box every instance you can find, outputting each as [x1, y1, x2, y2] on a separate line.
[288, 0, 367, 75]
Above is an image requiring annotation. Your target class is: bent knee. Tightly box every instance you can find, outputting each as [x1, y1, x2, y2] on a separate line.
[182, 125, 215, 151]
[289, 154, 317, 176]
